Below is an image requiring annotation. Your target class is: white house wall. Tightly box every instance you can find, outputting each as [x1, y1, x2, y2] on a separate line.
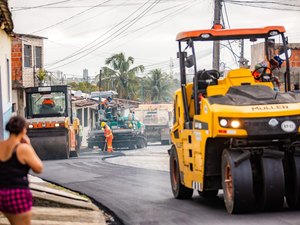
[73, 104, 98, 147]
[0, 29, 12, 139]
[22, 37, 44, 88]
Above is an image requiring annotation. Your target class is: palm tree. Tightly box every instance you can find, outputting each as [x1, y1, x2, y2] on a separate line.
[96, 53, 144, 99]
[145, 69, 172, 103]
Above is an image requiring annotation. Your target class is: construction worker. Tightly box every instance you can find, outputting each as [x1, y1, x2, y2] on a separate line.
[40, 98, 57, 114]
[100, 97, 113, 109]
[101, 122, 114, 152]
[253, 56, 282, 91]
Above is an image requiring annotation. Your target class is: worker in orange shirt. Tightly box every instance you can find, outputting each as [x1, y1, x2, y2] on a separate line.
[252, 56, 283, 91]
[101, 122, 114, 152]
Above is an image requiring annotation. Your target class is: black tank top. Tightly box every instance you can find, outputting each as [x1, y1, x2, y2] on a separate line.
[0, 144, 30, 188]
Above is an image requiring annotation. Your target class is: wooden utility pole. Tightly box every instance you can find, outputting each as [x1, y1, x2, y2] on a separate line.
[213, 0, 222, 71]
[99, 69, 102, 91]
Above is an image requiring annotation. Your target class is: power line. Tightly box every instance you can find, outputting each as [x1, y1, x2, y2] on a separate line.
[47, 0, 162, 70]
[221, 1, 239, 66]
[109, 0, 199, 51]
[45, 0, 154, 67]
[11, 0, 75, 11]
[31, 0, 113, 34]
[225, 0, 300, 11]
[226, 0, 300, 7]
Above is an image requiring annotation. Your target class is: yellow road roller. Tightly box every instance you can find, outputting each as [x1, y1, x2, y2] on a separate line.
[170, 25, 300, 213]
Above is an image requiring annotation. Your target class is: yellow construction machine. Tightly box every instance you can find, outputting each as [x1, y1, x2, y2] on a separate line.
[25, 85, 80, 160]
[170, 25, 300, 213]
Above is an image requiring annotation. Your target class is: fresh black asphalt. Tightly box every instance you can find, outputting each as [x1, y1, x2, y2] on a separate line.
[36, 153, 300, 225]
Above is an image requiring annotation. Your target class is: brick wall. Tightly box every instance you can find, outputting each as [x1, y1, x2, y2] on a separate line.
[11, 38, 22, 82]
[290, 49, 300, 68]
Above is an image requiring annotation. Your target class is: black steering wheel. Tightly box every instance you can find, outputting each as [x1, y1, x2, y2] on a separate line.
[252, 66, 273, 82]
[200, 70, 221, 81]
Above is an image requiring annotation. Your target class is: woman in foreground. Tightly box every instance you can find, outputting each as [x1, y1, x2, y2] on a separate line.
[0, 116, 43, 225]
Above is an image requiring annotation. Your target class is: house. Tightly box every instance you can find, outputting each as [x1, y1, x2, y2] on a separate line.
[72, 95, 98, 147]
[11, 33, 47, 116]
[0, 0, 14, 139]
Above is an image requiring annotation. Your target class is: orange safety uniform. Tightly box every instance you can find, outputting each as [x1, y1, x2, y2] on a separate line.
[253, 59, 281, 90]
[104, 125, 114, 152]
[42, 98, 54, 106]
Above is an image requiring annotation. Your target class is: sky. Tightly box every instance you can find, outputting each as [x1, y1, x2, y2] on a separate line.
[8, 0, 300, 79]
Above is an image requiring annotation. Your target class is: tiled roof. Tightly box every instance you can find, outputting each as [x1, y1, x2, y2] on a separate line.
[0, 0, 13, 34]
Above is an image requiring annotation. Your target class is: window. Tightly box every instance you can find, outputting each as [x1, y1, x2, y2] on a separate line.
[35, 46, 42, 68]
[6, 59, 11, 102]
[90, 108, 94, 127]
[24, 45, 32, 67]
[77, 109, 82, 124]
[84, 108, 88, 127]
[28, 92, 66, 117]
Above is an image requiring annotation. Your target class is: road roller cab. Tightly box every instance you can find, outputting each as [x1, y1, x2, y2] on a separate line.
[170, 25, 300, 213]
[25, 85, 80, 160]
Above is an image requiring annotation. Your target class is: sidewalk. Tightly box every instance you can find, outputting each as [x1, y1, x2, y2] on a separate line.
[0, 175, 107, 225]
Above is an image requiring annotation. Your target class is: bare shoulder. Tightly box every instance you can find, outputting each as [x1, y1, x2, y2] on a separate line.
[17, 143, 33, 163]
[18, 143, 33, 151]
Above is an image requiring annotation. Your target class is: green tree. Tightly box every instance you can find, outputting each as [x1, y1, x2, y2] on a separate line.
[144, 69, 173, 103]
[67, 81, 98, 93]
[97, 53, 144, 100]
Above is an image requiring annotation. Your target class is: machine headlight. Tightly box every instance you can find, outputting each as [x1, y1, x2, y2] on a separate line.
[55, 123, 60, 127]
[28, 124, 33, 129]
[219, 118, 242, 128]
[219, 119, 228, 127]
[231, 120, 241, 128]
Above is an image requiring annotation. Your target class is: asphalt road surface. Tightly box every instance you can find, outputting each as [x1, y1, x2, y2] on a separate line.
[36, 144, 300, 225]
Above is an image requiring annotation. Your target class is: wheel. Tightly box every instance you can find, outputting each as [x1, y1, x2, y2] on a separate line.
[64, 135, 70, 159]
[136, 138, 146, 149]
[198, 190, 218, 198]
[128, 143, 136, 150]
[221, 149, 255, 214]
[256, 156, 285, 211]
[284, 154, 300, 209]
[170, 146, 193, 199]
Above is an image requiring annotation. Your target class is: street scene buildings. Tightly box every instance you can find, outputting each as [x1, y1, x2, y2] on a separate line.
[1, 0, 300, 224]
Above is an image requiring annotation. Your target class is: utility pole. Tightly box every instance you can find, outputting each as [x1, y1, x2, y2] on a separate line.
[98, 69, 102, 91]
[238, 39, 249, 68]
[239, 39, 244, 68]
[213, 0, 222, 71]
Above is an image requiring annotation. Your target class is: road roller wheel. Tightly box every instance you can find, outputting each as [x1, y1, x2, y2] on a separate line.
[198, 190, 218, 198]
[284, 154, 300, 209]
[256, 157, 285, 211]
[170, 147, 193, 199]
[221, 149, 255, 214]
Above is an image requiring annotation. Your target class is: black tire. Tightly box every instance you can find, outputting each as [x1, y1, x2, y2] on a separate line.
[136, 138, 146, 149]
[64, 135, 70, 159]
[256, 157, 285, 211]
[128, 143, 136, 150]
[170, 146, 193, 199]
[284, 154, 300, 209]
[198, 190, 218, 198]
[221, 149, 255, 214]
